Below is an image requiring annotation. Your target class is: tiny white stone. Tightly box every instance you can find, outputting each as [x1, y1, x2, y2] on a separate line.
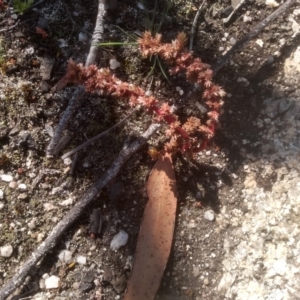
[78, 32, 88, 42]
[195, 102, 208, 114]
[224, 32, 229, 38]
[229, 37, 237, 45]
[60, 198, 74, 206]
[28, 219, 36, 229]
[110, 230, 129, 251]
[9, 181, 18, 189]
[43, 203, 58, 211]
[58, 250, 73, 263]
[243, 15, 252, 23]
[179, 90, 184, 96]
[265, 0, 279, 8]
[18, 183, 27, 191]
[45, 275, 60, 289]
[37, 233, 45, 242]
[76, 255, 87, 265]
[58, 39, 67, 48]
[204, 210, 215, 221]
[293, 9, 300, 16]
[237, 77, 250, 87]
[256, 39, 264, 47]
[0, 245, 13, 257]
[0, 202, 4, 210]
[63, 158, 72, 166]
[109, 58, 121, 70]
[0, 190, 3, 199]
[1, 174, 13, 182]
[219, 47, 225, 51]
[145, 90, 153, 97]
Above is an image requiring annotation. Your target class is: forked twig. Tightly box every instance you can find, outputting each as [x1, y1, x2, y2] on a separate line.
[46, 0, 108, 156]
[61, 107, 138, 160]
[213, 0, 296, 73]
[0, 123, 160, 300]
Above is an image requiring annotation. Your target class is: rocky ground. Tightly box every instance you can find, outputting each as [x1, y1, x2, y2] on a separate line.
[1, 0, 300, 299]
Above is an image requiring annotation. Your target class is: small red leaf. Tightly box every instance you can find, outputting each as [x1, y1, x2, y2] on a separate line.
[36, 27, 48, 39]
[124, 153, 177, 300]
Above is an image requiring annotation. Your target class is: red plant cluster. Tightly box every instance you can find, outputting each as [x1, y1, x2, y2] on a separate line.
[55, 31, 225, 157]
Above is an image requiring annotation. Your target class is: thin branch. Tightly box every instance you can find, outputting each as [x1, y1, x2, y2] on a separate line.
[189, 0, 207, 51]
[212, 0, 296, 74]
[0, 123, 160, 300]
[46, 0, 108, 156]
[0, 20, 20, 33]
[61, 107, 138, 160]
[85, 0, 107, 67]
[46, 86, 85, 156]
[222, 0, 246, 25]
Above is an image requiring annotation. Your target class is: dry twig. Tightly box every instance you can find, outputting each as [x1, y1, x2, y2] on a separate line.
[223, 0, 247, 25]
[0, 123, 160, 300]
[213, 0, 296, 73]
[189, 0, 207, 51]
[46, 0, 108, 156]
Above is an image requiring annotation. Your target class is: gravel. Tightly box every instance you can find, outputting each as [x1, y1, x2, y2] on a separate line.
[216, 44, 300, 299]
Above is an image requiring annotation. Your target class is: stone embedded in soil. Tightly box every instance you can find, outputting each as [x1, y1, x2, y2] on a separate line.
[1, 174, 13, 182]
[0, 202, 4, 210]
[76, 255, 87, 265]
[45, 275, 60, 289]
[0, 189, 3, 199]
[80, 283, 94, 293]
[58, 250, 73, 263]
[110, 230, 129, 251]
[43, 203, 58, 211]
[0, 244, 13, 257]
[18, 183, 27, 191]
[109, 58, 121, 70]
[204, 210, 215, 221]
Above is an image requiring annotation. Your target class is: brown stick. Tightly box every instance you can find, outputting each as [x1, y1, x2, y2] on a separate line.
[46, 0, 108, 156]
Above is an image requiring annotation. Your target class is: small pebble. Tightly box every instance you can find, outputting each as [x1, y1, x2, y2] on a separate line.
[229, 37, 236, 45]
[45, 275, 60, 289]
[1, 174, 13, 182]
[204, 210, 215, 221]
[145, 90, 153, 96]
[265, 0, 279, 8]
[60, 198, 74, 206]
[78, 32, 88, 42]
[18, 183, 27, 191]
[109, 58, 121, 70]
[76, 255, 87, 265]
[0, 244, 13, 257]
[243, 15, 252, 23]
[203, 278, 210, 285]
[63, 158, 72, 166]
[58, 250, 73, 263]
[110, 230, 129, 251]
[256, 39, 264, 47]
[28, 219, 36, 229]
[9, 181, 18, 189]
[0, 190, 3, 199]
[43, 203, 58, 211]
[0, 202, 4, 210]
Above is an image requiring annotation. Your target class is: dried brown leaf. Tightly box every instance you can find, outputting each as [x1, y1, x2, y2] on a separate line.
[123, 153, 177, 300]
